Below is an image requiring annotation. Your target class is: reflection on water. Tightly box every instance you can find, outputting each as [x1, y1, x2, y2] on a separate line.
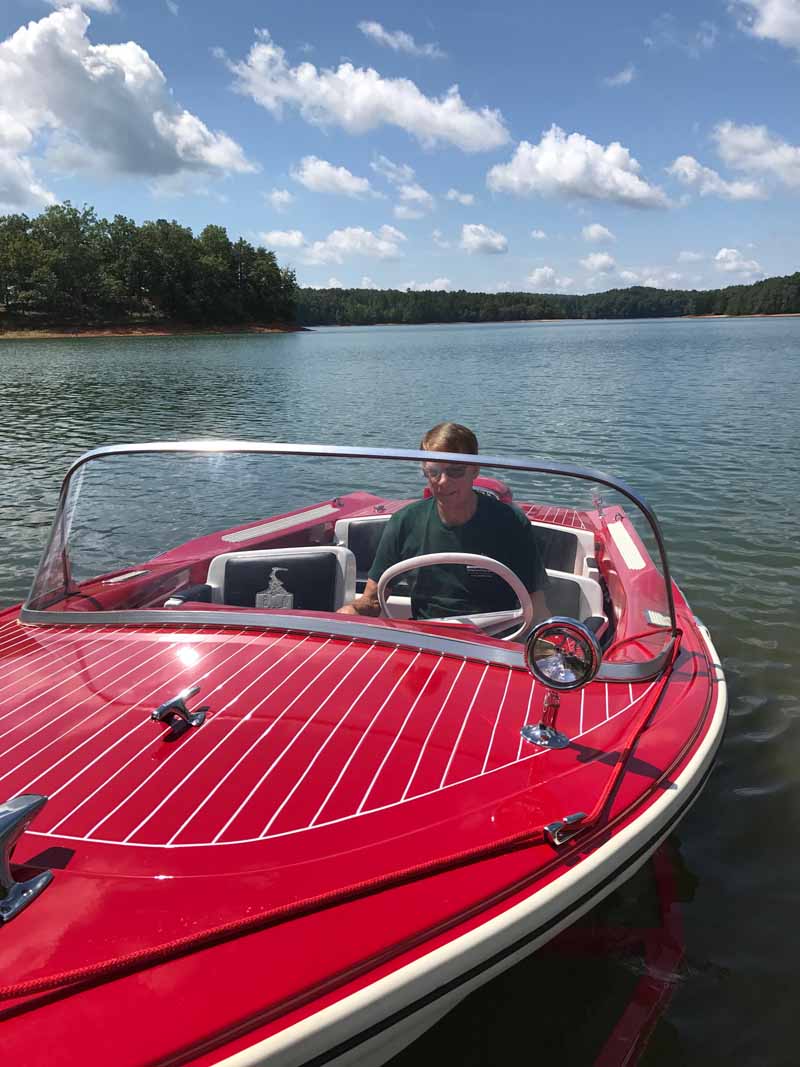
[1, 319, 798, 1064]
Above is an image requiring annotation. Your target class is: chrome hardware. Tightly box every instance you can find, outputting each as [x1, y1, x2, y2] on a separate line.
[151, 684, 208, 738]
[0, 794, 54, 922]
[520, 690, 569, 749]
[544, 812, 587, 847]
[521, 722, 570, 749]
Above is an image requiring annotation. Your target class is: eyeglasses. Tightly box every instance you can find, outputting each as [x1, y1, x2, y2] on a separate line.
[422, 463, 470, 481]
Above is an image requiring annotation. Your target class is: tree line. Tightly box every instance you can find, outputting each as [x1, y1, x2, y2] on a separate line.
[2, 203, 798, 329]
[296, 273, 800, 326]
[0, 203, 297, 327]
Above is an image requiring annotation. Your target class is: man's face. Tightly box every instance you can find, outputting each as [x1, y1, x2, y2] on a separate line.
[422, 459, 480, 509]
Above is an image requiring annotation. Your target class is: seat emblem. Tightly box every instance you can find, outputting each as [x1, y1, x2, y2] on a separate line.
[256, 567, 294, 609]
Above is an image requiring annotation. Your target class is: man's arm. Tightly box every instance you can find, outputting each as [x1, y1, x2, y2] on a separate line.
[337, 578, 381, 616]
[339, 509, 405, 616]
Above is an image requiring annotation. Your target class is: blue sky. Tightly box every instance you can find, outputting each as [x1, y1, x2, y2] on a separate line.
[1, 0, 799, 293]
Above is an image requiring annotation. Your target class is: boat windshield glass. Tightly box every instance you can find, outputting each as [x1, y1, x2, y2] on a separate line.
[24, 446, 674, 665]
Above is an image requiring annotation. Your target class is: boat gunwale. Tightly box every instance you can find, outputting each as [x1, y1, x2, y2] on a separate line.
[16, 609, 678, 682]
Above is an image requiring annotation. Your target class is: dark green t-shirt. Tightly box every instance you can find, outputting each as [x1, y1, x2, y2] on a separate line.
[368, 492, 549, 620]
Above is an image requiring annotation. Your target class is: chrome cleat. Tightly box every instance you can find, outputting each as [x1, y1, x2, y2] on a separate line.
[151, 683, 208, 738]
[0, 794, 54, 923]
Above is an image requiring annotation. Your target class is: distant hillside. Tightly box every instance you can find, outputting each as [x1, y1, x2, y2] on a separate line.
[296, 273, 800, 326]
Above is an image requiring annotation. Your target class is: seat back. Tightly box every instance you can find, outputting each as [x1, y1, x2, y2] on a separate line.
[334, 516, 391, 590]
[530, 526, 580, 573]
[206, 547, 355, 612]
[544, 568, 604, 622]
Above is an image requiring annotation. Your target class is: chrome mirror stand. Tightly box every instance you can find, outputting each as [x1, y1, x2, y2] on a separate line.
[520, 690, 570, 749]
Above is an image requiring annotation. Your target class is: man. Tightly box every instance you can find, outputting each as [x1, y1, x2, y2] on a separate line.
[338, 422, 550, 622]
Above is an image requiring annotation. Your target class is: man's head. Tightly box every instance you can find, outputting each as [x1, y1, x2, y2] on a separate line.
[420, 422, 479, 511]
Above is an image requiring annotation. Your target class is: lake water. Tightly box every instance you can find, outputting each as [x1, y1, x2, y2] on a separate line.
[1, 318, 798, 1064]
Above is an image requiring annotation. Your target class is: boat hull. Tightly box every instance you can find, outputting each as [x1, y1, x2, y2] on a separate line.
[187, 628, 727, 1067]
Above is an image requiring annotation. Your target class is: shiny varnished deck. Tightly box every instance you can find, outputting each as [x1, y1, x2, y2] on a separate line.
[0, 619, 653, 848]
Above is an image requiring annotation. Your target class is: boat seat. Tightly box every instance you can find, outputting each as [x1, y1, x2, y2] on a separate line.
[545, 568, 605, 624]
[530, 526, 579, 573]
[335, 514, 582, 591]
[206, 547, 356, 612]
[334, 516, 393, 592]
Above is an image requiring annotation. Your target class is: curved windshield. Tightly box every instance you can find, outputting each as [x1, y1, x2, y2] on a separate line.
[24, 444, 675, 669]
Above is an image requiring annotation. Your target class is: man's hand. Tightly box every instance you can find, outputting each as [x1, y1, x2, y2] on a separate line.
[337, 578, 381, 616]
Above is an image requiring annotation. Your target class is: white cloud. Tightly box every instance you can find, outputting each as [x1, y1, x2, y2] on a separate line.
[46, 0, 117, 10]
[487, 125, 669, 208]
[527, 266, 573, 290]
[395, 181, 434, 217]
[369, 155, 433, 216]
[360, 276, 378, 288]
[303, 224, 407, 265]
[530, 228, 547, 239]
[357, 20, 445, 59]
[432, 228, 450, 248]
[714, 121, 800, 188]
[402, 278, 453, 290]
[0, 7, 253, 209]
[0, 146, 57, 213]
[260, 229, 305, 248]
[326, 277, 344, 288]
[714, 247, 763, 277]
[582, 223, 615, 242]
[460, 223, 508, 254]
[734, 0, 800, 51]
[641, 271, 685, 288]
[580, 252, 616, 272]
[604, 64, 636, 86]
[267, 187, 294, 212]
[644, 14, 719, 56]
[148, 172, 229, 200]
[166, 1, 179, 15]
[226, 30, 508, 151]
[678, 250, 704, 262]
[617, 266, 687, 288]
[446, 187, 475, 205]
[371, 155, 415, 184]
[0, 108, 56, 210]
[394, 205, 424, 220]
[667, 154, 764, 199]
[291, 155, 377, 197]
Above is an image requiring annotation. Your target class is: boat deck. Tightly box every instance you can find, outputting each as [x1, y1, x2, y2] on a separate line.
[0, 619, 657, 858]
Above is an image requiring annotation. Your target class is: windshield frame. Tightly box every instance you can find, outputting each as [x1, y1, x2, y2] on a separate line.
[20, 440, 678, 679]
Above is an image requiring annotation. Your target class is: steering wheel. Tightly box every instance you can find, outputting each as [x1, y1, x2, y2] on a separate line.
[376, 552, 534, 642]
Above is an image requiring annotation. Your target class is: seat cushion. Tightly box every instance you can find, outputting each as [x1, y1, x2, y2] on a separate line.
[222, 552, 340, 612]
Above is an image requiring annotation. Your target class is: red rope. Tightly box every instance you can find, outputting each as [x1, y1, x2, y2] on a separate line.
[0, 648, 679, 1004]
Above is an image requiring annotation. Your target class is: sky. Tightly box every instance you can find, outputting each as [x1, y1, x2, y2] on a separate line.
[1, 0, 799, 293]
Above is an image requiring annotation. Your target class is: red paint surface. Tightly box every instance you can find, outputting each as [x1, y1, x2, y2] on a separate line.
[0, 497, 723, 1067]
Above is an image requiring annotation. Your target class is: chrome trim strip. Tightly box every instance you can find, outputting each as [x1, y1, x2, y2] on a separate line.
[18, 607, 674, 681]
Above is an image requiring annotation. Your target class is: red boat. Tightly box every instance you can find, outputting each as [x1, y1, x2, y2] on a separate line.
[0, 442, 726, 1066]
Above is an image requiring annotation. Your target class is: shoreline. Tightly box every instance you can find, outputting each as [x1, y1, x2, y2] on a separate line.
[0, 322, 306, 340]
[320, 311, 800, 327]
[2, 312, 800, 339]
